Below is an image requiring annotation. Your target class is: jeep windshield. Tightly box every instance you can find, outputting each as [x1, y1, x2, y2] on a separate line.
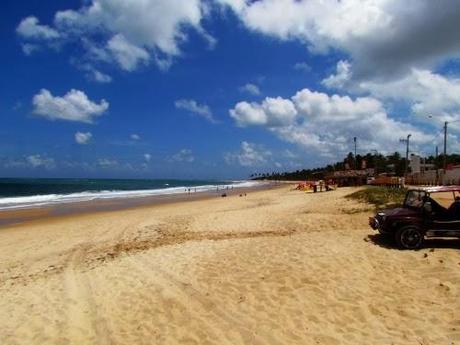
[403, 190, 427, 209]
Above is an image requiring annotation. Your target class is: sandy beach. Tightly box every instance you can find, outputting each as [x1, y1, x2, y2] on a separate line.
[0, 185, 459, 345]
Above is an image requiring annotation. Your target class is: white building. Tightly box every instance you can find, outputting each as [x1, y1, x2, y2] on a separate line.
[408, 155, 460, 185]
[409, 154, 435, 174]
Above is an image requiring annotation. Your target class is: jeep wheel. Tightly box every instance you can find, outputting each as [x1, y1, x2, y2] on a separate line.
[395, 226, 424, 250]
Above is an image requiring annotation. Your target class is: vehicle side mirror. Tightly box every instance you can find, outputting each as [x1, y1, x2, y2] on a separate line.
[423, 202, 432, 213]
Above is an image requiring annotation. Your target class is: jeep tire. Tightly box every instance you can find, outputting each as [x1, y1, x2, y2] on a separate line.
[395, 226, 424, 250]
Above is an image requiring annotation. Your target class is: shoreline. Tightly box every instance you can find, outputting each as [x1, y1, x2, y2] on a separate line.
[0, 182, 282, 228]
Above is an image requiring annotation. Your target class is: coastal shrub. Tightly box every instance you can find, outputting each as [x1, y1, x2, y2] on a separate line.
[346, 186, 407, 210]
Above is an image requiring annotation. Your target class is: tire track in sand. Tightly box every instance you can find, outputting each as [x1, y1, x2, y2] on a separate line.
[62, 244, 113, 345]
[130, 255, 285, 345]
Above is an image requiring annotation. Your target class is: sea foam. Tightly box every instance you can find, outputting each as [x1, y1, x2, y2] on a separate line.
[0, 181, 264, 210]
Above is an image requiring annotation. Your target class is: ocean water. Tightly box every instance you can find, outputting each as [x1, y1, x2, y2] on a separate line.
[0, 178, 261, 210]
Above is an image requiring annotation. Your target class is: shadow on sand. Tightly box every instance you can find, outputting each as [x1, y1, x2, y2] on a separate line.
[366, 233, 460, 250]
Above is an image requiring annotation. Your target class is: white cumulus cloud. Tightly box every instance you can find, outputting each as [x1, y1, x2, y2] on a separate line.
[78, 64, 112, 83]
[323, 66, 460, 128]
[17, 16, 60, 40]
[175, 99, 215, 122]
[92, 70, 112, 83]
[18, 0, 212, 71]
[239, 83, 261, 96]
[97, 158, 119, 168]
[230, 96, 297, 127]
[219, 0, 460, 81]
[293, 62, 311, 72]
[26, 154, 56, 169]
[32, 89, 109, 123]
[360, 69, 460, 123]
[225, 141, 271, 167]
[322, 60, 352, 89]
[75, 132, 92, 145]
[144, 153, 152, 162]
[106, 34, 150, 71]
[230, 87, 432, 157]
[171, 149, 195, 163]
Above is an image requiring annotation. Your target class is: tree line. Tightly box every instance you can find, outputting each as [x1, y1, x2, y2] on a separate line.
[251, 152, 460, 181]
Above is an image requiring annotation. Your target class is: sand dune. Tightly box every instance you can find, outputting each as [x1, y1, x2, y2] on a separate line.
[0, 186, 459, 344]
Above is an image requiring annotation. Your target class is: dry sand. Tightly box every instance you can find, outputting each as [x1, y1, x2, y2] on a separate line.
[0, 186, 459, 345]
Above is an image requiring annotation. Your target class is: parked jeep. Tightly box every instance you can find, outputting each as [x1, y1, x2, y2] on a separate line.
[369, 186, 460, 249]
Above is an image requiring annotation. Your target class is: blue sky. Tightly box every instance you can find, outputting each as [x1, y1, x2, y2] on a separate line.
[1, 0, 460, 179]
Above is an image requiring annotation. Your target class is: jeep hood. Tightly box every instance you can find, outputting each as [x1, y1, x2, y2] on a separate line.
[380, 207, 419, 217]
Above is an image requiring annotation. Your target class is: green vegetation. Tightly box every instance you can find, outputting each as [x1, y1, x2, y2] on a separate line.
[251, 152, 460, 181]
[346, 186, 407, 210]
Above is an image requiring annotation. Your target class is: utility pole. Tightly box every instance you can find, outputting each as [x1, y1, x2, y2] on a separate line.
[435, 145, 439, 185]
[400, 134, 411, 178]
[405, 134, 411, 178]
[353, 137, 357, 169]
[426, 115, 460, 183]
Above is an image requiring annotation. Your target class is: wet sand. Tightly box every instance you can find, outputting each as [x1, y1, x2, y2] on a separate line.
[0, 186, 459, 344]
[0, 183, 271, 227]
